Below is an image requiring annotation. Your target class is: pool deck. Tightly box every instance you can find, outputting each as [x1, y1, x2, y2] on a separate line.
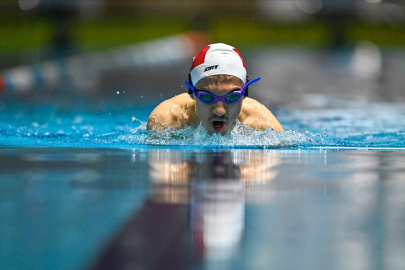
[1, 147, 405, 270]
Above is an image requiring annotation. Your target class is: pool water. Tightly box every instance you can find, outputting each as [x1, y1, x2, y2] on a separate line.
[1, 46, 405, 270]
[1, 93, 404, 149]
[1, 94, 405, 270]
[1, 147, 405, 270]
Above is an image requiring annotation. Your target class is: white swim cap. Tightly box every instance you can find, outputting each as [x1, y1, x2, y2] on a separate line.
[189, 43, 247, 86]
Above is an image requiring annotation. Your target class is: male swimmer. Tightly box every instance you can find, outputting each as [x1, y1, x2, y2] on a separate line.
[147, 43, 284, 135]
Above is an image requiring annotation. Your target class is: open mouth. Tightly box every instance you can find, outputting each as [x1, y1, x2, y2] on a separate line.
[212, 121, 226, 133]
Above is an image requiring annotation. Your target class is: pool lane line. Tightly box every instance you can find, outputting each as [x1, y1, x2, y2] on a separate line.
[90, 199, 192, 270]
[0, 31, 209, 95]
[303, 146, 405, 151]
[0, 74, 5, 94]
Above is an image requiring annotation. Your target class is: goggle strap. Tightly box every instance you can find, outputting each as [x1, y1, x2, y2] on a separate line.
[184, 80, 195, 93]
[243, 77, 261, 89]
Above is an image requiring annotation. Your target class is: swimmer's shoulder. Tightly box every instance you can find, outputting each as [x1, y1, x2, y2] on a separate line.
[239, 97, 284, 132]
[147, 93, 196, 130]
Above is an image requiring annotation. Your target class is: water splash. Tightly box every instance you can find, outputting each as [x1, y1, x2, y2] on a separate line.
[124, 121, 336, 148]
[0, 119, 335, 149]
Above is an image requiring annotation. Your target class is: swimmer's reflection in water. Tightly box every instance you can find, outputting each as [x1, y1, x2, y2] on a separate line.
[92, 150, 280, 269]
[148, 150, 280, 262]
[196, 152, 241, 179]
[149, 150, 280, 204]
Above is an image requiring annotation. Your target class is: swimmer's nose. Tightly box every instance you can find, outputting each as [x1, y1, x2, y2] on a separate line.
[212, 101, 226, 116]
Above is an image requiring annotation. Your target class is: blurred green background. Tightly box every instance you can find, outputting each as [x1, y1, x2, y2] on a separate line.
[1, 0, 404, 59]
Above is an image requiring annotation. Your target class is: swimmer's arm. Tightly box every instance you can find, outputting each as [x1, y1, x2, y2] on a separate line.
[239, 98, 284, 132]
[146, 108, 168, 130]
[146, 94, 195, 130]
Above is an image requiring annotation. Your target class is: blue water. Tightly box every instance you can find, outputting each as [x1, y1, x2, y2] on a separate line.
[0, 146, 150, 270]
[1, 94, 404, 149]
[1, 94, 405, 270]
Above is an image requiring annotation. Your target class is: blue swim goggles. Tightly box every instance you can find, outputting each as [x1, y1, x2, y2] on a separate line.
[184, 77, 261, 105]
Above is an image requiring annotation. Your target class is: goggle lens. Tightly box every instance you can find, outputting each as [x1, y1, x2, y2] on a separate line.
[199, 93, 215, 104]
[225, 93, 241, 103]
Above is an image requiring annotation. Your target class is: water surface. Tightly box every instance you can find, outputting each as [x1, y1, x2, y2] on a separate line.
[1, 94, 404, 149]
[1, 147, 405, 270]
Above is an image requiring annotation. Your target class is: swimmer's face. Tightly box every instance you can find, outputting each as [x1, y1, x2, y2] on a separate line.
[193, 75, 244, 135]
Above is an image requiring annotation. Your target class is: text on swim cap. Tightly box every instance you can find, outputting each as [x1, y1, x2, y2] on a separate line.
[204, 65, 219, 72]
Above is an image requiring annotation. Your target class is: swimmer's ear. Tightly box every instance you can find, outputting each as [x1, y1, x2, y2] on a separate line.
[244, 76, 249, 97]
[188, 74, 194, 95]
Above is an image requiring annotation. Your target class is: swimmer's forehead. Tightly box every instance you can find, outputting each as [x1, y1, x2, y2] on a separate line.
[195, 75, 244, 89]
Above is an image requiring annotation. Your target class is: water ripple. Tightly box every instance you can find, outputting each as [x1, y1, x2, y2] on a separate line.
[1, 98, 404, 149]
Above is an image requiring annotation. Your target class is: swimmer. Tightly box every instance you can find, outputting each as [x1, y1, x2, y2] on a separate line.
[147, 43, 284, 135]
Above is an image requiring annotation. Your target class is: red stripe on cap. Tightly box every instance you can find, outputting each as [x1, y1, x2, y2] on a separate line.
[190, 45, 210, 71]
[233, 48, 246, 68]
